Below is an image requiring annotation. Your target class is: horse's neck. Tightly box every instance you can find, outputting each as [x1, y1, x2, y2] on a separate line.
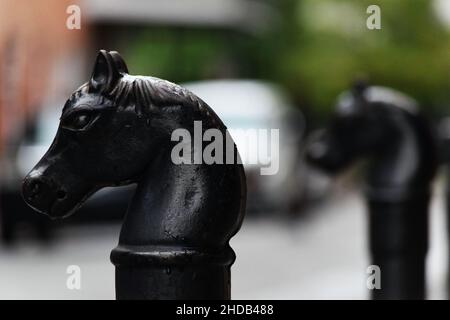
[118, 147, 245, 248]
[118, 149, 196, 244]
[367, 113, 435, 197]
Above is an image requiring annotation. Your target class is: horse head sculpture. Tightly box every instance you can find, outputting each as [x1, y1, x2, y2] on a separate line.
[305, 82, 438, 299]
[22, 50, 246, 299]
[306, 81, 437, 199]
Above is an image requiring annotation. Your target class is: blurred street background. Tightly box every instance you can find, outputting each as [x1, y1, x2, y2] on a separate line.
[0, 0, 449, 299]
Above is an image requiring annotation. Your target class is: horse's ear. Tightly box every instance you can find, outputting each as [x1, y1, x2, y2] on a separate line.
[89, 50, 122, 93]
[109, 51, 129, 74]
[352, 78, 369, 95]
[351, 78, 370, 104]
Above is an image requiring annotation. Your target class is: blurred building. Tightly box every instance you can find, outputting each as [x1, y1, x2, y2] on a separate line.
[0, 0, 85, 156]
[0, 0, 276, 156]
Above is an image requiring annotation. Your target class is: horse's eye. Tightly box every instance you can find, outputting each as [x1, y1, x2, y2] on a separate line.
[73, 114, 90, 128]
[62, 112, 94, 131]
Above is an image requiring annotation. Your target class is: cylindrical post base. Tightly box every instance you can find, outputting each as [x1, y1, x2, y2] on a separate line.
[110, 245, 235, 300]
[370, 255, 425, 300]
[368, 194, 429, 300]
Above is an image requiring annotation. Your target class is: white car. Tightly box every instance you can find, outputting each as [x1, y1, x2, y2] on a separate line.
[184, 80, 307, 213]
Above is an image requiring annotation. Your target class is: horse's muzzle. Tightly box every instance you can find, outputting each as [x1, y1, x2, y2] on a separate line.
[22, 173, 66, 218]
[305, 129, 349, 174]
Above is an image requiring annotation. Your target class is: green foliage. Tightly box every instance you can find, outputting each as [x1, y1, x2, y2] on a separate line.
[122, 28, 256, 83]
[118, 0, 450, 119]
[264, 0, 450, 117]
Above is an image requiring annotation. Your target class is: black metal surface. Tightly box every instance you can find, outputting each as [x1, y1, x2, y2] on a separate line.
[306, 82, 437, 299]
[22, 50, 246, 299]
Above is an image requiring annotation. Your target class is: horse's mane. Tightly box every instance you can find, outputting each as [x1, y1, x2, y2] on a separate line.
[109, 75, 208, 116]
[337, 85, 419, 116]
[72, 75, 208, 118]
[66, 50, 224, 130]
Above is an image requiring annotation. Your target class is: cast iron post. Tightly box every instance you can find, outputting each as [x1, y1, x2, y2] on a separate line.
[22, 50, 246, 300]
[306, 82, 437, 299]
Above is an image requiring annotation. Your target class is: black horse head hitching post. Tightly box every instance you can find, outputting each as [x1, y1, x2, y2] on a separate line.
[306, 82, 438, 299]
[22, 50, 246, 299]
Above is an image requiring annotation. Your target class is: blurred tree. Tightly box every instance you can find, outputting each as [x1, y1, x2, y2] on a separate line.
[120, 27, 257, 83]
[261, 0, 450, 119]
[110, 0, 450, 120]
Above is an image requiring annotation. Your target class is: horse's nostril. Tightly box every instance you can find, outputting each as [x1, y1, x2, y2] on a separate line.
[56, 189, 67, 200]
[29, 181, 43, 198]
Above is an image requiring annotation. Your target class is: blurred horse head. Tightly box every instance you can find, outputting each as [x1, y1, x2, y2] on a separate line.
[305, 81, 437, 193]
